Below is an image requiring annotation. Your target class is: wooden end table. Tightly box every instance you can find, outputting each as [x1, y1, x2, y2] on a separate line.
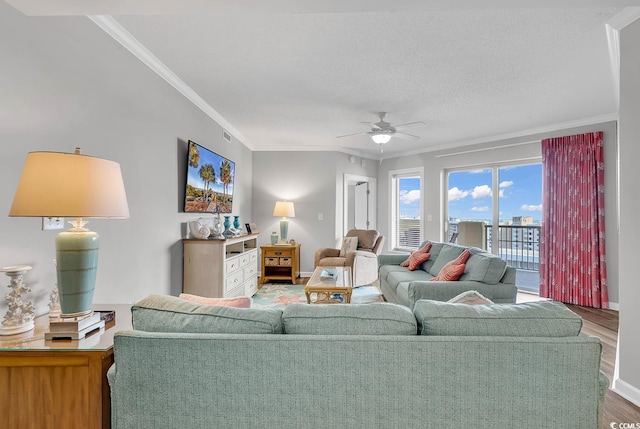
[0, 303, 132, 429]
[305, 266, 353, 304]
[260, 243, 301, 284]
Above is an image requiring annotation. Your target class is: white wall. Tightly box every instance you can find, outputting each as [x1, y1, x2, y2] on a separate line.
[252, 151, 377, 273]
[0, 4, 253, 315]
[377, 121, 619, 305]
[615, 17, 640, 406]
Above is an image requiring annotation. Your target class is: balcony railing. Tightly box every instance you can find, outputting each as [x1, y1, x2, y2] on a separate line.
[448, 223, 541, 293]
[485, 225, 540, 271]
[448, 224, 540, 270]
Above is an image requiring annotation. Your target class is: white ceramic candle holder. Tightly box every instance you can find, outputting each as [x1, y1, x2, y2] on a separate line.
[0, 265, 35, 335]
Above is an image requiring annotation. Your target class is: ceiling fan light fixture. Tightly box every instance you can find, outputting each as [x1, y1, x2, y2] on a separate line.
[371, 133, 391, 144]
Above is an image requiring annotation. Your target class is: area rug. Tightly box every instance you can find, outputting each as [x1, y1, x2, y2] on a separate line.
[251, 284, 384, 309]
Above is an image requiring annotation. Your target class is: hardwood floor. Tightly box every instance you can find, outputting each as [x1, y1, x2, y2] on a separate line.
[565, 304, 640, 427]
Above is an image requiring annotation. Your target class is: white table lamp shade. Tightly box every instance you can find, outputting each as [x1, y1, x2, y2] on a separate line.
[272, 201, 295, 218]
[9, 151, 129, 218]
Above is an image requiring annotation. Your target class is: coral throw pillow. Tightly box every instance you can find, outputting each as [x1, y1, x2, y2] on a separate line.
[179, 293, 252, 308]
[401, 243, 432, 271]
[430, 249, 471, 281]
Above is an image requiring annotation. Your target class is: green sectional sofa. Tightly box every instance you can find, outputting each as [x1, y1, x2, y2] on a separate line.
[107, 295, 607, 429]
[379, 241, 517, 308]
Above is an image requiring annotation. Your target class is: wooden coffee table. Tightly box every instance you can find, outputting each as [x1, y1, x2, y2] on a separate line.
[305, 266, 352, 304]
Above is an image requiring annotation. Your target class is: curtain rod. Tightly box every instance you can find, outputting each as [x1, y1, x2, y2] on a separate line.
[434, 140, 539, 158]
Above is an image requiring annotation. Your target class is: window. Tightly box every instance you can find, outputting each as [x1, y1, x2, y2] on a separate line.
[389, 167, 423, 251]
[446, 162, 542, 293]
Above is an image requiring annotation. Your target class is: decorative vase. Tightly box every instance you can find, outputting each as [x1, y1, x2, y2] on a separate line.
[211, 214, 224, 238]
[223, 216, 231, 232]
[270, 232, 278, 245]
[233, 216, 240, 230]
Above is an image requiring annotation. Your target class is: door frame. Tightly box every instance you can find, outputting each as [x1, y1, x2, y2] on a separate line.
[343, 174, 377, 236]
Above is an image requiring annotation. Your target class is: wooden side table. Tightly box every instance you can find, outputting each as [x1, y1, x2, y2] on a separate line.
[0, 304, 132, 429]
[260, 243, 301, 284]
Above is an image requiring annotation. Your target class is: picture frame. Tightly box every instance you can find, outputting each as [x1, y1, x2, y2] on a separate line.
[245, 223, 252, 234]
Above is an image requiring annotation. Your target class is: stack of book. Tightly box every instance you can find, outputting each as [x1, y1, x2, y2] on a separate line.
[320, 268, 337, 281]
[45, 312, 105, 341]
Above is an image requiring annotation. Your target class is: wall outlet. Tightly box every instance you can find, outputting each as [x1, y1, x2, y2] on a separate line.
[42, 217, 64, 231]
[318, 213, 324, 221]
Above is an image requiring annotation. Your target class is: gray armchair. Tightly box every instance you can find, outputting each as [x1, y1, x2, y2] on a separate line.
[314, 229, 385, 287]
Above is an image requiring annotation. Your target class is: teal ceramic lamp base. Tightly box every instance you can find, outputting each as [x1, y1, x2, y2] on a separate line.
[55, 224, 99, 318]
[279, 219, 289, 242]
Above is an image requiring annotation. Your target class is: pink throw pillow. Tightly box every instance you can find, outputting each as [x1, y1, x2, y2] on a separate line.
[407, 252, 431, 271]
[430, 249, 471, 281]
[179, 293, 252, 308]
[400, 242, 432, 268]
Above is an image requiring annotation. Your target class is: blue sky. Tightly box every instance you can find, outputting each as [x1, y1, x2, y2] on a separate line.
[448, 164, 542, 222]
[398, 164, 542, 222]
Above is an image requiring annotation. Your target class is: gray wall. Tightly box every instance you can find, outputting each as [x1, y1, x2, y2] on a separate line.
[0, 4, 252, 315]
[377, 121, 619, 306]
[617, 18, 640, 405]
[252, 151, 377, 273]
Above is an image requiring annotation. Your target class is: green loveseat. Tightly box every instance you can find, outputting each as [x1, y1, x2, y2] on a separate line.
[379, 241, 517, 308]
[108, 295, 607, 429]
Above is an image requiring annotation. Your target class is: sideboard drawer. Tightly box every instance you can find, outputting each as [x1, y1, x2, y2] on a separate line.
[225, 270, 243, 293]
[264, 250, 289, 258]
[264, 257, 279, 266]
[225, 257, 241, 273]
[239, 254, 251, 267]
[279, 257, 292, 266]
[244, 265, 257, 278]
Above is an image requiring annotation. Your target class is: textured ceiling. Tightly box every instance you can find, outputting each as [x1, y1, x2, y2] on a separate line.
[6, 1, 630, 158]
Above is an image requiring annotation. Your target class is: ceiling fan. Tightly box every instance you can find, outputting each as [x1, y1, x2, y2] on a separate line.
[336, 112, 426, 145]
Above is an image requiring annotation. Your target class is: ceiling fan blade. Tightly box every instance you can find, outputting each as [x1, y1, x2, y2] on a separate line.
[393, 121, 426, 131]
[394, 132, 420, 141]
[360, 121, 381, 130]
[336, 131, 370, 139]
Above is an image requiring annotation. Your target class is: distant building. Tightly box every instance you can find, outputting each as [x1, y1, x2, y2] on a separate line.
[512, 216, 534, 225]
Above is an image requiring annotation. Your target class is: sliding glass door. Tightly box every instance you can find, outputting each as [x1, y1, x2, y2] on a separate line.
[447, 163, 542, 293]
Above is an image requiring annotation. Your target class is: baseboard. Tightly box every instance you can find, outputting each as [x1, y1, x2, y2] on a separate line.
[609, 301, 620, 311]
[612, 377, 640, 407]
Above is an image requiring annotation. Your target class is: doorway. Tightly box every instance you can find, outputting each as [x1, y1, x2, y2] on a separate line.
[343, 174, 376, 236]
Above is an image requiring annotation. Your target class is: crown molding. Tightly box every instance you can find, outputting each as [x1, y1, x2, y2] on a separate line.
[607, 7, 640, 30]
[382, 112, 619, 160]
[87, 15, 253, 150]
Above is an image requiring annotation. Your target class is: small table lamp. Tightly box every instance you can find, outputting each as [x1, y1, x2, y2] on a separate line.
[9, 148, 129, 319]
[272, 201, 295, 242]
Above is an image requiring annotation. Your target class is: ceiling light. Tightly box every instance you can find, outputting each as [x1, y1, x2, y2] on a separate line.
[371, 133, 391, 144]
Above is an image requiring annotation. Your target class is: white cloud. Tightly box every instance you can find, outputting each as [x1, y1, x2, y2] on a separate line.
[448, 187, 469, 201]
[499, 181, 513, 188]
[471, 185, 492, 199]
[399, 190, 421, 204]
[521, 204, 542, 211]
[471, 206, 489, 212]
